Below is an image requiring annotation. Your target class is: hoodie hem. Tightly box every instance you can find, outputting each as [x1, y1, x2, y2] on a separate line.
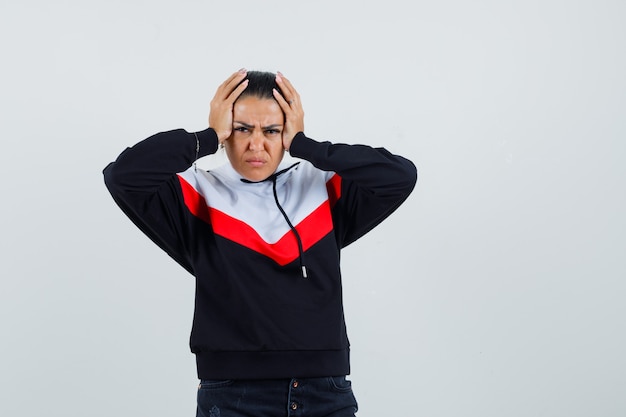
[195, 348, 350, 380]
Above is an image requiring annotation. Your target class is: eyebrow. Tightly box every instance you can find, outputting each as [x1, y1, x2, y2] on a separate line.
[234, 121, 283, 129]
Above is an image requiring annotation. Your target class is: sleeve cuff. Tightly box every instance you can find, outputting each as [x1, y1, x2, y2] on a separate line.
[193, 127, 219, 157]
[288, 132, 316, 159]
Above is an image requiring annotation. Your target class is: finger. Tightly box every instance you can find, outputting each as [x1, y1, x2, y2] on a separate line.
[275, 72, 293, 99]
[272, 88, 291, 113]
[227, 78, 249, 103]
[217, 69, 247, 100]
[276, 72, 300, 103]
[215, 71, 241, 94]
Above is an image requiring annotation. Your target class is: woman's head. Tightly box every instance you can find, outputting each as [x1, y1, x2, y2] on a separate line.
[225, 71, 287, 182]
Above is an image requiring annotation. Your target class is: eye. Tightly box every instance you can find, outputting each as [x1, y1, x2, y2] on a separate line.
[264, 129, 281, 135]
[234, 126, 249, 133]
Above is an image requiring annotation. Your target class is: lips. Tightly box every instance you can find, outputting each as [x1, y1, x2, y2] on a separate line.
[246, 158, 266, 167]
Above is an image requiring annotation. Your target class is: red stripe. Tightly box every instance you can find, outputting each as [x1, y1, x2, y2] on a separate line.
[210, 203, 332, 265]
[326, 174, 342, 207]
[177, 175, 336, 266]
[178, 175, 212, 224]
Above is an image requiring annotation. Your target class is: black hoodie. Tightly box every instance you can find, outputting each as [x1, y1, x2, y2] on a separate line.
[103, 127, 417, 379]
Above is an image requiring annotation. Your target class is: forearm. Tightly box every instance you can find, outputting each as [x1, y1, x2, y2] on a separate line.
[103, 128, 219, 195]
[289, 132, 417, 199]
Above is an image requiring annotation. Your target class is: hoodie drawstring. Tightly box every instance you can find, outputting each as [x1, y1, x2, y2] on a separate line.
[271, 175, 308, 278]
[241, 163, 308, 278]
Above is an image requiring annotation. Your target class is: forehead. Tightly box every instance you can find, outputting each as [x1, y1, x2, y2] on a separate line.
[233, 96, 283, 123]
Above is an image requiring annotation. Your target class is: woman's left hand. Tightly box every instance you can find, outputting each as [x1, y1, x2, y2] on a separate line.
[273, 72, 304, 151]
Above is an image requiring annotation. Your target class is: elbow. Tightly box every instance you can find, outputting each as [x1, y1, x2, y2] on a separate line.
[409, 161, 418, 187]
[103, 161, 123, 197]
[402, 159, 418, 195]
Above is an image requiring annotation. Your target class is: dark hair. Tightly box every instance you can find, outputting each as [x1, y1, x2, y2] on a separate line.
[236, 70, 284, 102]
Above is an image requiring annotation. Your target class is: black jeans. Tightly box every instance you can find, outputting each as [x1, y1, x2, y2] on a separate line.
[196, 376, 358, 417]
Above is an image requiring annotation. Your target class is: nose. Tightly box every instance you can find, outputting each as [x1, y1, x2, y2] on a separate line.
[249, 130, 264, 151]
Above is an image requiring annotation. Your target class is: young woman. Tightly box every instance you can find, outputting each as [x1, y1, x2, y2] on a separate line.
[103, 69, 417, 417]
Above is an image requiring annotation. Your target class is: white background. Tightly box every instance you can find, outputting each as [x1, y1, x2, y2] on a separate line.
[1, 0, 625, 416]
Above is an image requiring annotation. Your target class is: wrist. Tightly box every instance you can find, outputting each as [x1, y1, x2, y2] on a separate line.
[211, 127, 230, 144]
[285, 131, 304, 152]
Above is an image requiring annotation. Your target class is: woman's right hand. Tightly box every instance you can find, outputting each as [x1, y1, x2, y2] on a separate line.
[209, 69, 249, 143]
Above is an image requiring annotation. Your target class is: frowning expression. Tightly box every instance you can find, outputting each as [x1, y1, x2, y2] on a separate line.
[225, 96, 285, 182]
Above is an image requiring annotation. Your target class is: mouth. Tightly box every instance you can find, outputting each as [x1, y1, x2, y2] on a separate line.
[246, 158, 266, 167]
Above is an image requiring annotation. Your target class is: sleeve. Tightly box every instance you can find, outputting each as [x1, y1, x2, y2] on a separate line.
[288, 132, 418, 247]
[102, 127, 219, 274]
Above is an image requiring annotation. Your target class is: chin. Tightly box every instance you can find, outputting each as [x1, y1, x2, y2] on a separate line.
[241, 169, 272, 182]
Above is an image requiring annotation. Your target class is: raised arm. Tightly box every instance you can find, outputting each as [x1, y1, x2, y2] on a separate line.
[102, 69, 250, 273]
[290, 134, 417, 247]
[273, 72, 417, 246]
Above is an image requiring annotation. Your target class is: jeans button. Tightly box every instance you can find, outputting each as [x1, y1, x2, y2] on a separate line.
[291, 402, 298, 410]
[292, 380, 299, 388]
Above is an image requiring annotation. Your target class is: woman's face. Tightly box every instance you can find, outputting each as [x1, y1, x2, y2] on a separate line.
[225, 96, 285, 182]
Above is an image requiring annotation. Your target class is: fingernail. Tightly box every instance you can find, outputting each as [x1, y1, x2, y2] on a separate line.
[239, 68, 247, 74]
[276, 74, 282, 82]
